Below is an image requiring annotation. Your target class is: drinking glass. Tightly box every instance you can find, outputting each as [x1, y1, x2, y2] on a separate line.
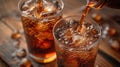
[18, 0, 64, 63]
[53, 15, 101, 67]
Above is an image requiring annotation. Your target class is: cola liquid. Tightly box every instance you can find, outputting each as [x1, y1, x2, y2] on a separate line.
[21, 15, 61, 59]
[19, 0, 63, 63]
[53, 16, 101, 67]
[77, 2, 93, 32]
[56, 44, 98, 67]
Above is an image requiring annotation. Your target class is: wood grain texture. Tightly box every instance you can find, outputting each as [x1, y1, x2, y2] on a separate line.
[100, 41, 120, 63]
[95, 55, 113, 67]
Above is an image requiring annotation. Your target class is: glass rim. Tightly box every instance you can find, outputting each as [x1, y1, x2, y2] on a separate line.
[53, 15, 102, 51]
[18, 0, 64, 20]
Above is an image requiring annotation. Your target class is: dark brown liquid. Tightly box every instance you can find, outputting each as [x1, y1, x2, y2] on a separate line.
[77, 3, 94, 32]
[55, 39, 99, 67]
[79, 6, 91, 25]
[21, 15, 61, 58]
[21, 0, 62, 59]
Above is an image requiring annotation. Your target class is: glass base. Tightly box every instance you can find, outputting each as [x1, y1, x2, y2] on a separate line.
[29, 53, 56, 63]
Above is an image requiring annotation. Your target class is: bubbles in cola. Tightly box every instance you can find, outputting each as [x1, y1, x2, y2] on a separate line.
[43, 1, 61, 17]
[20, 0, 63, 63]
[20, 0, 34, 11]
[55, 19, 100, 49]
[54, 19, 101, 67]
[40, 0, 61, 17]
[21, 0, 62, 18]
[20, 0, 37, 16]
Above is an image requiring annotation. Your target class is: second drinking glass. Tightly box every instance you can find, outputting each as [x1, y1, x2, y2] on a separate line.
[53, 15, 101, 67]
[19, 0, 64, 63]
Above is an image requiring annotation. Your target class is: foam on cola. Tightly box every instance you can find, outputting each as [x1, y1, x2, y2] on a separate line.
[20, 0, 63, 63]
[55, 19, 100, 49]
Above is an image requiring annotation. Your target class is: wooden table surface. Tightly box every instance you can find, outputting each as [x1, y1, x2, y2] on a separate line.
[0, 0, 120, 67]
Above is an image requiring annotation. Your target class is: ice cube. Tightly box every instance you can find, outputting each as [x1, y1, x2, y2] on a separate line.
[22, 4, 37, 17]
[21, 0, 35, 11]
[40, 8, 57, 17]
[63, 28, 73, 41]
[72, 33, 82, 43]
[73, 37, 87, 47]
[44, 4, 56, 12]
[69, 19, 79, 31]
[40, 0, 61, 17]
[21, 3, 29, 11]
[35, 22, 49, 31]
[41, 11, 56, 17]
[43, 0, 57, 12]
